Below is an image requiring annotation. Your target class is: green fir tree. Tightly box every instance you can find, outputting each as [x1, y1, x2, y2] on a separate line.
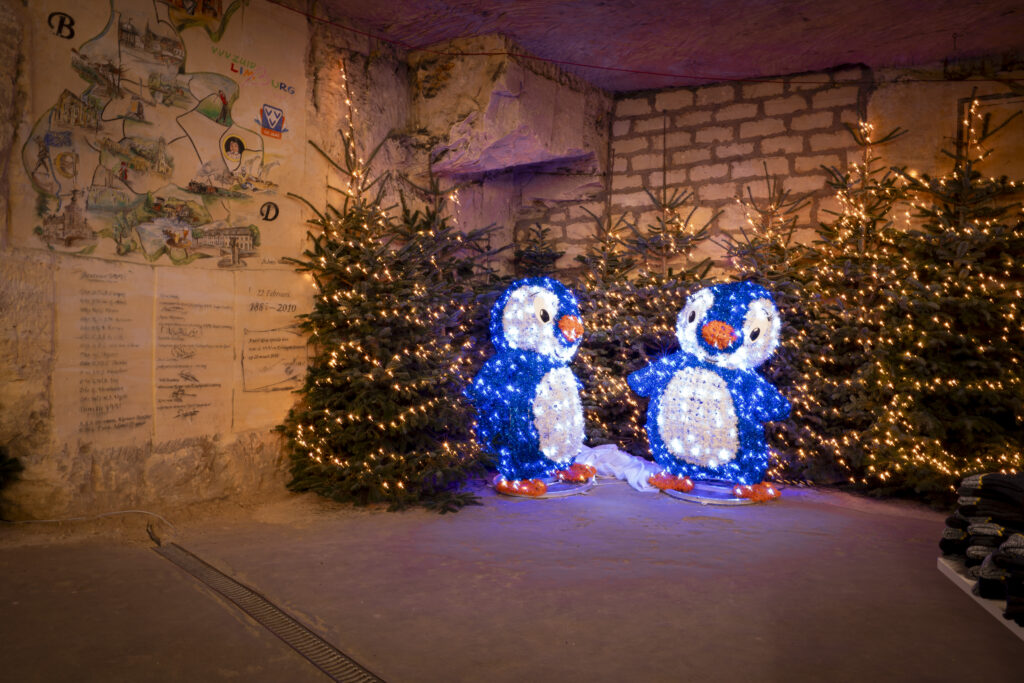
[781, 122, 909, 484]
[279, 125, 500, 511]
[513, 223, 564, 277]
[866, 100, 1024, 499]
[576, 188, 714, 455]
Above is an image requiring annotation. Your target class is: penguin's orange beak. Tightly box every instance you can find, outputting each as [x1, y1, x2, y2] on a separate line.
[701, 320, 736, 350]
[558, 315, 584, 343]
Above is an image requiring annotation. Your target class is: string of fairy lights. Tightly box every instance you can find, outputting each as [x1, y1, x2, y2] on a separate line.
[772, 121, 901, 481]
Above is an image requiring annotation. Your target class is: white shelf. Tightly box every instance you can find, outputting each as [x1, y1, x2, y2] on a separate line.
[937, 556, 1024, 642]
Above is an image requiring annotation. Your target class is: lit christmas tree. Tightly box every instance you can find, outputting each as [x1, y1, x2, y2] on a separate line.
[868, 101, 1024, 497]
[715, 163, 809, 303]
[778, 122, 909, 484]
[780, 106, 1024, 500]
[279, 65, 499, 511]
[576, 188, 714, 455]
[574, 208, 645, 452]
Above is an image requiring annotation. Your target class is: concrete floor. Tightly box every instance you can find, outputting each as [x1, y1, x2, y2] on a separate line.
[1, 480, 1020, 682]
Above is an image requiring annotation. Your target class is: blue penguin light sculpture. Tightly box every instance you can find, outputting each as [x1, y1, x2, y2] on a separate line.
[627, 281, 790, 500]
[466, 277, 594, 497]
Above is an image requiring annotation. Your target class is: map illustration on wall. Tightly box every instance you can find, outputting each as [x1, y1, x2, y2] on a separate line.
[16, 0, 307, 268]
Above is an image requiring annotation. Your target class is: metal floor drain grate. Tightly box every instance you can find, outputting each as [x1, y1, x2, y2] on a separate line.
[155, 542, 383, 683]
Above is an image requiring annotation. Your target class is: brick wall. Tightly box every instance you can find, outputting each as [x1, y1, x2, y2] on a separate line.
[607, 66, 873, 257]
[515, 176, 607, 275]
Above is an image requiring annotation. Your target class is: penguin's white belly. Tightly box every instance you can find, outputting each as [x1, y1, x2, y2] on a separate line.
[658, 367, 739, 467]
[533, 367, 583, 466]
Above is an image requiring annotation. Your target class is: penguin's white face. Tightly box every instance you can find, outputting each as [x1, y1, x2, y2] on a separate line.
[734, 297, 782, 369]
[676, 288, 780, 370]
[501, 285, 580, 361]
[676, 288, 715, 357]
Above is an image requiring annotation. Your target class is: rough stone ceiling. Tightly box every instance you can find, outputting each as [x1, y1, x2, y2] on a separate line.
[318, 0, 1024, 92]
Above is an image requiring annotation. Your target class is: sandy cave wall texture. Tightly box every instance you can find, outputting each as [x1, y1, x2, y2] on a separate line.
[2, 0, 1023, 518]
[1, 0, 322, 518]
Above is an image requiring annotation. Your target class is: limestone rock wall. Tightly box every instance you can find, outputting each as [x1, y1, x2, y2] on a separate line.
[406, 35, 612, 273]
[306, 8, 414, 212]
[0, 0, 23, 253]
[0, 0, 57, 514]
[410, 35, 605, 177]
[0, 0, 317, 518]
[866, 65, 1024, 180]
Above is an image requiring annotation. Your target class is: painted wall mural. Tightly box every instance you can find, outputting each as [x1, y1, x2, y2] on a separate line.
[15, 0, 307, 269]
[14, 0, 312, 449]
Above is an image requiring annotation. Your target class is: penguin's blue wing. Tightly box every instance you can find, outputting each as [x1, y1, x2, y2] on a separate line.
[628, 354, 688, 397]
[735, 373, 790, 423]
[464, 360, 497, 406]
[466, 353, 553, 459]
[465, 358, 513, 448]
[764, 382, 791, 422]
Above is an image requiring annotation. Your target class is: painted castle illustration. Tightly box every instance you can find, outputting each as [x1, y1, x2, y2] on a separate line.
[39, 189, 93, 246]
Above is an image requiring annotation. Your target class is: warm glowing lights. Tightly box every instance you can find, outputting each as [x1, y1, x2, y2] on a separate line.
[279, 67, 502, 509]
[767, 108, 1024, 496]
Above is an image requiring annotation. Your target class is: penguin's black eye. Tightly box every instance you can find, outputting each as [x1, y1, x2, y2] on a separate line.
[687, 310, 696, 323]
[539, 309, 550, 323]
[750, 328, 761, 341]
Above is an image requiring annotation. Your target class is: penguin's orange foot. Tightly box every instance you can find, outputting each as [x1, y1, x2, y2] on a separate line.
[495, 478, 547, 497]
[647, 472, 695, 492]
[556, 463, 597, 483]
[732, 482, 781, 502]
